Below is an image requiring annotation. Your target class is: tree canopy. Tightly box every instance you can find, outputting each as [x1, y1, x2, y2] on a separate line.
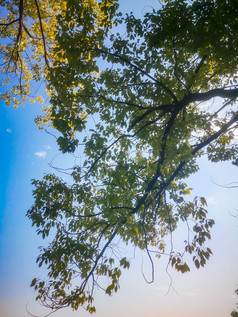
[1, 0, 238, 315]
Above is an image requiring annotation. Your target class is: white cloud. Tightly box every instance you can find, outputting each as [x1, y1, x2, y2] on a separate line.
[45, 145, 52, 150]
[34, 151, 47, 158]
[206, 195, 218, 205]
[6, 128, 12, 133]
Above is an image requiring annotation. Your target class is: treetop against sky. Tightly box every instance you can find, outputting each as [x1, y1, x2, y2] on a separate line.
[0, 0, 238, 315]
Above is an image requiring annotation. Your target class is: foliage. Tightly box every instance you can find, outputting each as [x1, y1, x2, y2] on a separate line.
[0, 0, 118, 111]
[231, 289, 238, 317]
[2, 0, 238, 314]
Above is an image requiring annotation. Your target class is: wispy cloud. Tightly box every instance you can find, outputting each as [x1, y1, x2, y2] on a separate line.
[6, 128, 12, 133]
[34, 151, 47, 158]
[181, 291, 200, 297]
[206, 195, 218, 205]
[45, 145, 52, 150]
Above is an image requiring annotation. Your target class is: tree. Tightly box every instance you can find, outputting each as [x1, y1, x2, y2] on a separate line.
[1, 0, 238, 314]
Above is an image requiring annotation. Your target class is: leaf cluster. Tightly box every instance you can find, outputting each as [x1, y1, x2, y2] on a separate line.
[3, 0, 237, 314]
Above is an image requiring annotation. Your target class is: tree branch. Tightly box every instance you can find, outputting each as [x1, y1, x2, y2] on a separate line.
[97, 48, 178, 103]
[73, 228, 118, 300]
[188, 88, 238, 103]
[128, 104, 174, 132]
[34, 0, 50, 69]
[0, 18, 19, 26]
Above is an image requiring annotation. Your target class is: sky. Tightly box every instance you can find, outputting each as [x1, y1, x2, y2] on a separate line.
[0, 1, 238, 317]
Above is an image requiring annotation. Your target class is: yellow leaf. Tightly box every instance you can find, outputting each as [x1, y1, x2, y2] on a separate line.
[134, 226, 139, 235]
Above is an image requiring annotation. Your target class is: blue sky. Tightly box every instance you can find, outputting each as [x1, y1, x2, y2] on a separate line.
[0, 0, 238, 316]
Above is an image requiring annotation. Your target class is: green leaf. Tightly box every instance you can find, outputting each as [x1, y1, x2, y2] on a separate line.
[200, 197, 207, 206]
[30, 278, 37, 287]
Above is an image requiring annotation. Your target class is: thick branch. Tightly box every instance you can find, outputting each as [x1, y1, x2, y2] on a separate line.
[192, 113, 238, 153]
[188, 88, 238, 103]
[128, 103, 174, 132]
[128, 87, 238, 133]
[34, 0, 50, 69]
[16, 0, 24, 45]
